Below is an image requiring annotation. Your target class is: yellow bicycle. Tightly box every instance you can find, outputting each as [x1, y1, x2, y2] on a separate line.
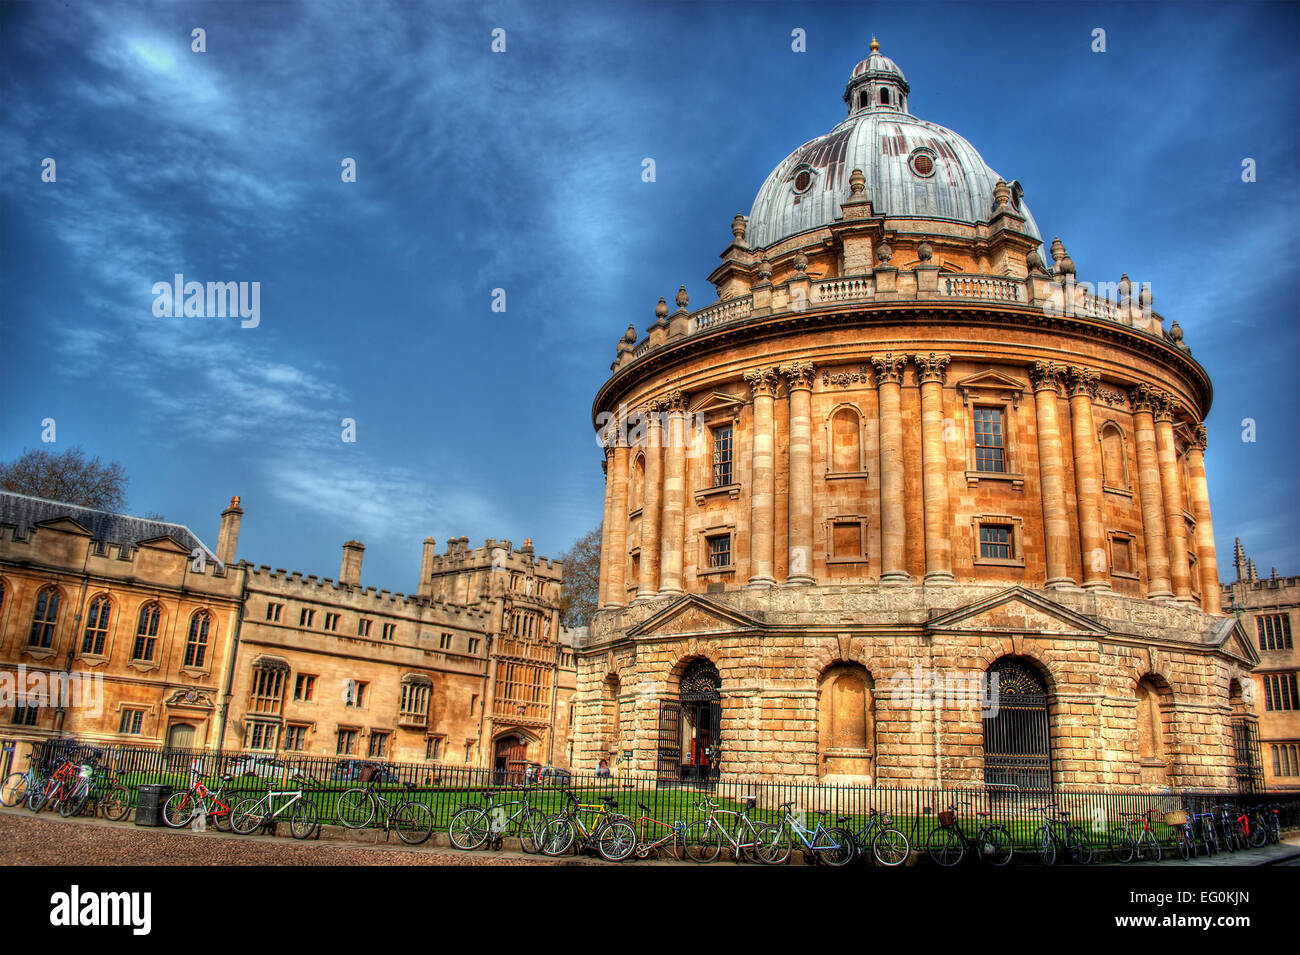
[540, 792, 637, 861]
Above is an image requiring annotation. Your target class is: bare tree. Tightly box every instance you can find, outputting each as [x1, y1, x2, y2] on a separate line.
[0, 446, 129, 512]
[559, 524, 602, 628]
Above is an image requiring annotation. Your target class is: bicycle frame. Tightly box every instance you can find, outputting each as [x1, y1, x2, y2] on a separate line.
[635, 812, 686, 855]
[777, 809, 838, 851]
[699, 804, 763, 854]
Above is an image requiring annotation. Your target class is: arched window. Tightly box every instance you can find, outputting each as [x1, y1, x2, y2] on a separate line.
[982, 656, 1052, 791]
[818, 664, 875, 781]
[133, 602, 162, 662]
[858, 89, 870, 109]
[830, 406, 863, 474]
[82, 595, 112, 655]
[184, 611, 211, 668]
[28, 586, 60, 648]
[879, 87, 890, 105]
[1099, 422, 1129, 490]
[631, 453, 645, 512]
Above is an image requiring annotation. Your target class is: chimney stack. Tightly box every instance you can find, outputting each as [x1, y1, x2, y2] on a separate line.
[418, 537, 437, 596]
[216, 496, 242, 565]
[340, 540, 365, 587]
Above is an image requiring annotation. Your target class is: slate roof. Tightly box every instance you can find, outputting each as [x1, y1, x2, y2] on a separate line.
[0, 491, 218, 561]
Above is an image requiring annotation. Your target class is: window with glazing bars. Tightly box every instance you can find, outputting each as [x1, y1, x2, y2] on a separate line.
[284, 725, 307, 751]
[973, 407, 1005, 472]
[250, 667, 285, 713]
[133, 603, 161, 660]
[1273, 743, 1298, 777]
[185, 612, 210, 667]
[82, 595, 111, 655]
[708, 534, 731, 568]
[1263, 672, 1299, 711]
[979, 525, 1012, 560]
[29, 587, 60, 648]
[1258, 614, 1294, 651]
[712, 425, 733, 486]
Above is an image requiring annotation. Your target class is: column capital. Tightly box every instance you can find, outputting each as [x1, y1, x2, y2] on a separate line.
[639, 397, 667, 417]
[663, 388, 688, 413]
[869, 352, 907, 386]
[1063, 365, 1099, 399]
[1128, 382, 1164, 415]
[1029, 360, 1064, 394]
[1192, 423, 1208, 451]
[913, 352, 950, 385]
[1154, 393, 1180, 424]
[743, 367, 779, 398]
[778, 360, 817, 391]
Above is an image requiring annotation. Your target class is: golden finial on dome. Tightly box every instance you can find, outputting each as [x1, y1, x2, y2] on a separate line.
[870, 36, 879, 53]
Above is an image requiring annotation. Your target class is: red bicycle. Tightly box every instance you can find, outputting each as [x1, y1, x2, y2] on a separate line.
[162, 773, 238, 831]
[28, 759, 78, 814]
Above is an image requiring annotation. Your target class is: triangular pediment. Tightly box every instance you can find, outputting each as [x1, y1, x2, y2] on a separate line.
[33, 516, 94, 537]
[136, 535, 191, 554]
[628, 594, 762, 638]
[927, 587, 1109, 637]
[955, 369, 1027, 395]
[689, 392, 745, 419]
[1209, 616, 1260, 668]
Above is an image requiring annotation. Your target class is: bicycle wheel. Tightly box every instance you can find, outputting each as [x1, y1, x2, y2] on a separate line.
[100, 785, 132, 822]
[288, 798, 317, 840]
[1221, 824, 1237, 853]
[1203, 826, 1218, 856]
[60, 785, 91, 819]
[539, 815, 575, 856]
[597, 819, 637, 862]
[1267, 815, 1281, 845]
[1138, 829, 1162, 863]
[392, 800, 434, 845]
[872, 827, 910, 866]
[820, 828, 855, 867]
[1, 772, 30, 807]
[926, 825, 964, 867]
[335, 788, 376, 829]
[29, 782, 55, 814]
[1067, 826, 1093, 865]
[209, 796, 235, 832]
[1034, 826, 1057, 866]
[517, 809, 546, 854]
[230, 797, 265, 835]
[448, 807, 491, 850]
[979, 825, 1014, 867]
[162, 790, 196, 828]
[683, 820, 721, 863]
[1109, 828, 1137, 864]
[1179, 826, 1195, 859]
[1250, 814, 1267, 848]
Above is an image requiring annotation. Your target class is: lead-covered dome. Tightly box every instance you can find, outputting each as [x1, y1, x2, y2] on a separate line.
[746, 40, 1042, 249]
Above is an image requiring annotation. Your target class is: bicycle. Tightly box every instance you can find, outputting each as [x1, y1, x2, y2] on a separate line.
[1, 755, 44, 809]
[1261, 803, 1282, 845]
[758, 802, 854, 866]
[335, 779, 433, 845]
[1030, 805, 1093, 865]
[1216, 805, 1237, 853]
[924, 802, 1013, 867]
[846, 806, 911, 866]
[1191, 809, 1219, 856]
[230, 781, 317, 839]
[1224, 803, 1265, 849]
[447, 787, 548, 853]
[162, 773, 238, 832]
[28, 759, 78, 814]
[683, 796, 777, 864]
[631, 801, 688, 860]
[540, 792, 637, 862]
[57, 760, 102, 819]
[88, 767, 133, 822]
[1108, 810, 1162, 863]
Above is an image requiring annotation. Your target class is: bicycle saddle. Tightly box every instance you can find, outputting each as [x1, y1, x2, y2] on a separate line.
[403, 782, 416, 791]
[975, 811, 991, 818]
[778, 801, 793, 811]
[600, 796, 617, 807]
[745, 797, 757, 809]
[836, 815, 851, 825]
[637, 802, 651, 813]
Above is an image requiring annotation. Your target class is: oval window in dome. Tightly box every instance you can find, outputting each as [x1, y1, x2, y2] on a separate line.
[908, 148, 936, 178]
[791, 165, 814, 194]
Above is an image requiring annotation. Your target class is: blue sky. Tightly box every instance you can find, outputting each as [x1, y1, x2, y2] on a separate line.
[1, 1, 1297, 589]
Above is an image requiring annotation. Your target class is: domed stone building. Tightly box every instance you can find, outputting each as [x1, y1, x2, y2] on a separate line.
[571, 41, 1261, 791]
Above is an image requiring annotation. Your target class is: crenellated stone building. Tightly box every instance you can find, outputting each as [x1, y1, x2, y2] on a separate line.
[0, 492, 575, 776]
[572, 41, 1259, 791]
[1223, 540, 1299, 791]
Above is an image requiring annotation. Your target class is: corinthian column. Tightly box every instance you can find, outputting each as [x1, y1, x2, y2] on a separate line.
[1154, 395, 1193, 601]
[1031, 362, 1074, 588]
[658, 390, 687, 595]
[914, 353, 953, 583]
[744, 368, 779, 587]
[870, 353, 908, 584]
[604, 433, 630, 607]
[598, 446, 614, 606]
[1187, 424, 1221, 613]
[636, 402, 664, 599]
[779, 361, 816, 584]
[1064, 366, 1108, 589]
[1129, 385, 1172, 598]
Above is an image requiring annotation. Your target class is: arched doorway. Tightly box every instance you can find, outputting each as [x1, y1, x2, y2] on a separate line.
[982, 657, 1052, 793]
[493, 734, 528, 784]
[658, 659, 721, 783]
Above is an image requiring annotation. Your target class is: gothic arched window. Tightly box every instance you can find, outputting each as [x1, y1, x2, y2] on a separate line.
[28, 586, 61, 648]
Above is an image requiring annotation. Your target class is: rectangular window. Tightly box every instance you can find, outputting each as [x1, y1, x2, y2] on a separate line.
[118, 709, 144, 735]
[712, 425, 733, 487]
[439, 633, 452, 650]
[426, 737, 442, 760]
[1111, 537, 1133, 576]
[336, 728, 357, 755]
[1263, 672, 1299, 711]
[368, 731, 389, 758]
[831, 521, 864, 560]
[345, 681, 368, 708]
[400, 683, 430, 720]
[248, 722, 277, 752]
[469, 694, 478, 716]
[973, 407, 1006, 473]
[357, 618, 372, 637]
[1271, 743, 1298, 777]
[283, 725, 307, 752]
[324, 612, 340, 631]
[266, 602, 283, 622]
[707, 534, 731, 569]
[381, 623, 396, 641]
[630, 553, 641, 583]
[13, 705, 40, 727]
[979, 524, 1013, 560]
[464, 742, 473, 763]
[1258, 614, 1294, 651]
[250, 667, 285, 714]
[299, 608, 315, 628]
[468, 637, 480, 654]
[293, 674, 316, 702]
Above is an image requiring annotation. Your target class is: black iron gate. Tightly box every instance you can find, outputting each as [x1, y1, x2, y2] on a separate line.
[982, 658, 1052, 792]
[656, 702, 681, 778]
[1232, 718, 1265, 794]
[657, 659, 721, 783]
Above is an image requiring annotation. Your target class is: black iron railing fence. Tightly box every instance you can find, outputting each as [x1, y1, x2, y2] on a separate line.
[14, 737, 1300, 851]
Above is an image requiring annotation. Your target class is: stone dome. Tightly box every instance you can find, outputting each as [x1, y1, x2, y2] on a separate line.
[745, 41, 1043, 250]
